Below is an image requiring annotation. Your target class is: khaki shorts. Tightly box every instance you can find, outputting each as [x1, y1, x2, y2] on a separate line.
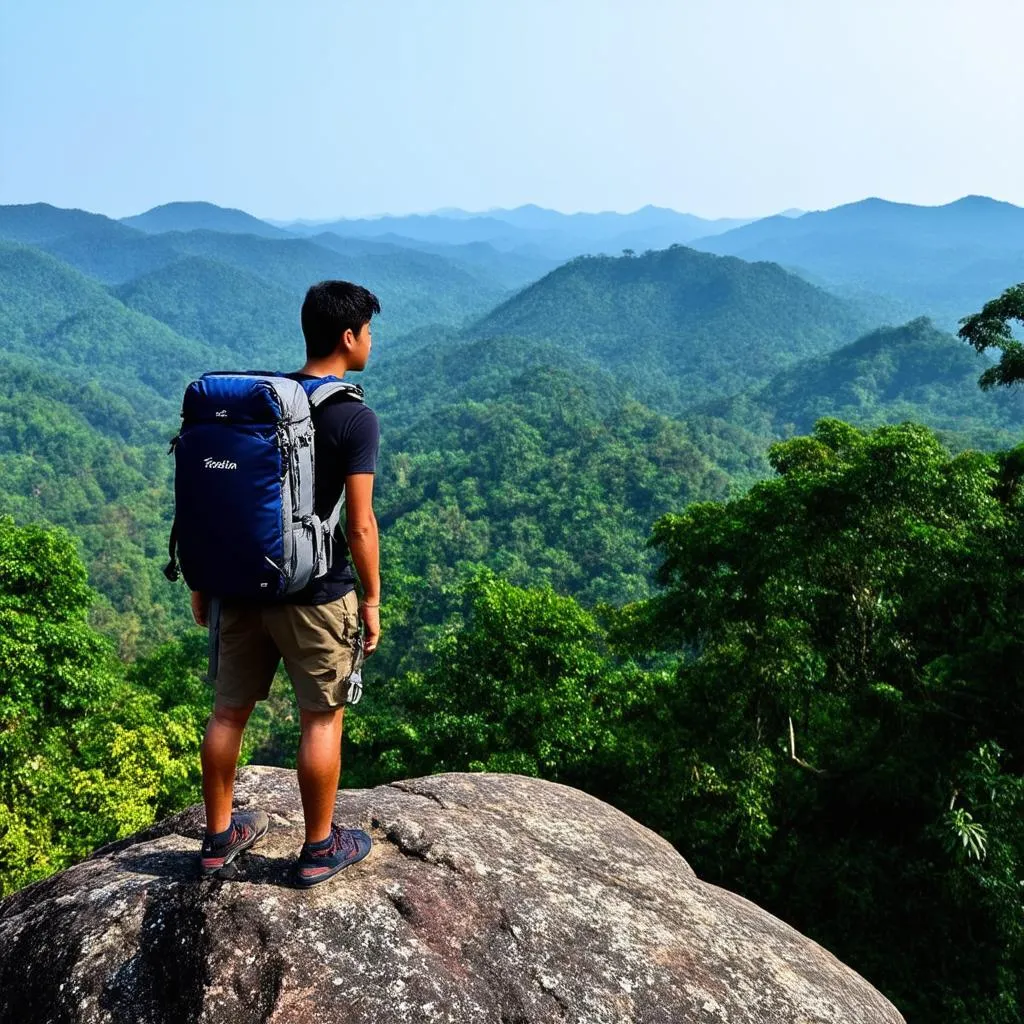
[214, 591, 361, 712]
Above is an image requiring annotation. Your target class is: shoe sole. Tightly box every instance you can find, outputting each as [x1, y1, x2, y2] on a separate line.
[200, 818, 270, 878]
[294, 842, 372, 888]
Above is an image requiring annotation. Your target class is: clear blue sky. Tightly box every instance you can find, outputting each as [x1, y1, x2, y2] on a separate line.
[2, 0, 1021, 220]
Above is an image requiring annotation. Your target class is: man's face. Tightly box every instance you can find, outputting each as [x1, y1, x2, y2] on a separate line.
[347, 321, 372, 370]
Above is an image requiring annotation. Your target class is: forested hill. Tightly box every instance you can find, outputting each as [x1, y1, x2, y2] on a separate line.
[374, 363, 739, 659]
[0, 242, 211, 412]
[467, 245, 868, 413]
[47, 230, 506, 338]
[113, 256, 301, 359]
[0, 202, 120, 244]
[0, 205, 526, 340]
[692, 195, 1024, 328]
[697, 316, 1024, 450]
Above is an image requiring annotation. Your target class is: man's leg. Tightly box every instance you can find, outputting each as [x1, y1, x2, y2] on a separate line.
[201, 701, 255, 835]
[297, 706, 344, 845]
[265, 593, 361, 846]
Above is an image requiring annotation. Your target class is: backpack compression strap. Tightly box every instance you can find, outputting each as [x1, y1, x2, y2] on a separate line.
[164, 519, 180, 582]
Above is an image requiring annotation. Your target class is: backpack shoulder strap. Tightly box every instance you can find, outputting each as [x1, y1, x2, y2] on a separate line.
[323, 496, 345, 548]
[304, 377, 366, 567]
[308, 379, 365, 408]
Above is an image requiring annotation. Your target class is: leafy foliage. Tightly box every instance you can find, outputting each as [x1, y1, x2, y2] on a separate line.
[0, 519, 205, 896]
[340, 570, 670, 818]
[958, 282, 1024, 390]
[343, 420, 1024, 1022]
[632, 421, 1024, 1022]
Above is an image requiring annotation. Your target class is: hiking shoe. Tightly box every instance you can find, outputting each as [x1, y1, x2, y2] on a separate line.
[296, 823, 372, 887]
[199, 810, 269, 877]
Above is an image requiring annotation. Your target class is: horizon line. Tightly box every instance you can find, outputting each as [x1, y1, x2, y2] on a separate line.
[1, 193, 1018, 225]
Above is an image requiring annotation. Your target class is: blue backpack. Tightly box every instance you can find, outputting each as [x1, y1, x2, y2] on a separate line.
[163, 371, 364, 600]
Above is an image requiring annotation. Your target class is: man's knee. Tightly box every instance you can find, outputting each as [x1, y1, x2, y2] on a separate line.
[299, 706, 344, 735]
[211, 701, 255, 728]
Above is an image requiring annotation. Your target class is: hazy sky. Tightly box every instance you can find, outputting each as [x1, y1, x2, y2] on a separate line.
[2, 0, 1021, 220]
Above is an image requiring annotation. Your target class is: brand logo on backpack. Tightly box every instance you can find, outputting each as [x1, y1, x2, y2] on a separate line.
[204, 457, 238, 470]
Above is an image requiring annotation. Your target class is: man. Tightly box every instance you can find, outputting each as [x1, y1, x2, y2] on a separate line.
[192, 280, 382, 886]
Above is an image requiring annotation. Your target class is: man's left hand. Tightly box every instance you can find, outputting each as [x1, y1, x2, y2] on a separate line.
[191, 591, 209, 627]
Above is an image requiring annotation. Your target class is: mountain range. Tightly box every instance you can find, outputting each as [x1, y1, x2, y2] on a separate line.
[0, 205, 516, 340]
[277, 204, 752, 259]
[9, 194, 1024, 329]
[1, 194, 1021, 655]
[99, 194, 1024, 326]
[691, 195, 1024, 328]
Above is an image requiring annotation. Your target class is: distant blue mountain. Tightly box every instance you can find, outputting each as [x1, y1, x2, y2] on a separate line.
[703, 195, 1024, 248]
[288, 213, 536, 249]
[121, 201, 288, 238]
[485, 203, 747, 241]
[0, 203, 127, 244]
[281, 205, 751, 259]
[691, 195, 1024, 326]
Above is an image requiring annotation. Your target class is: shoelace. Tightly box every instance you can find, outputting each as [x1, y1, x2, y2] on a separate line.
[206, 827, 232, 852]
[207, 820, 251, 852]
[312, 825, 357, 859]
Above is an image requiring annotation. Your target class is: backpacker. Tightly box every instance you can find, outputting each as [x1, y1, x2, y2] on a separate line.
[163, 371, 364, 600]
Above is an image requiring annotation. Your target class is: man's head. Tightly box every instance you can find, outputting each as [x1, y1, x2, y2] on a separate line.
[301, 280, 381, 371]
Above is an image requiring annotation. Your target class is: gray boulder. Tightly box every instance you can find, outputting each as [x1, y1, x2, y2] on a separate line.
[0, 767, 904, 1023]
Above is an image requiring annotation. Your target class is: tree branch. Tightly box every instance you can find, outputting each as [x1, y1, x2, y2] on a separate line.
[789, 716, 825, 774]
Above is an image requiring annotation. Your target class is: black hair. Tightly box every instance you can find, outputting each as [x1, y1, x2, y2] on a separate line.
[301, 280, 381, 359]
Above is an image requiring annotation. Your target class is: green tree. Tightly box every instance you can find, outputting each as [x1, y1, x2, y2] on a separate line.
[634, 420, 1024, 1023]
[342, 571, 666, 795]
[0, 518, 204, 895]
[958, 282, 1024, 389]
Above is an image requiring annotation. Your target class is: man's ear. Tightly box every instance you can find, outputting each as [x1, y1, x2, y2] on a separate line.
[339, 328, 355, 352]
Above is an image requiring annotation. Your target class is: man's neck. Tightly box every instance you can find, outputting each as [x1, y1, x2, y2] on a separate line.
[298, 355, 349, 378]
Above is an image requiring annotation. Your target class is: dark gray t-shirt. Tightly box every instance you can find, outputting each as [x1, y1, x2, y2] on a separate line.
[285, 374, 379, 605]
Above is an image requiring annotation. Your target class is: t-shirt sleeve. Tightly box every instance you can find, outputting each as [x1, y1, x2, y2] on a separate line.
[336, 405, 379, 476]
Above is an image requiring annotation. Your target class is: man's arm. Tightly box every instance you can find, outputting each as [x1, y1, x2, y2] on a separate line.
[344, 472, 380, 655]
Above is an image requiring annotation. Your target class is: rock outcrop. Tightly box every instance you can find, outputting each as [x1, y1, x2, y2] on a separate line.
[0, 767, 904, 1023]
